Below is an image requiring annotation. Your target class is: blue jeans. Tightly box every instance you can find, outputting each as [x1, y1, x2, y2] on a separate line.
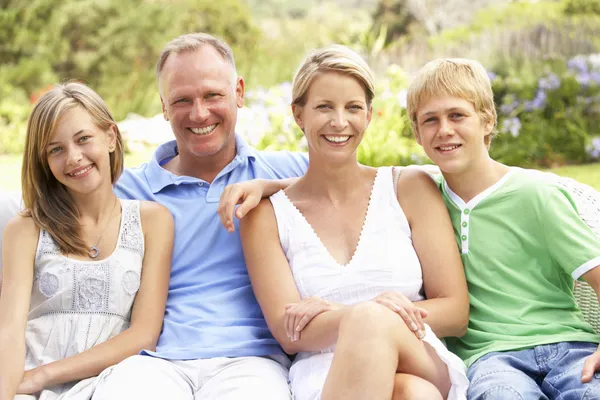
[467, 342, 600, 400]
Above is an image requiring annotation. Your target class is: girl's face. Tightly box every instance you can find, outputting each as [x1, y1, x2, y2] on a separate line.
[46, 106, 116, 196]
[293, 71, 372, 163]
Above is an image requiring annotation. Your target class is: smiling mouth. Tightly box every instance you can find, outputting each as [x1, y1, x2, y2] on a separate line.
[323, 135, 351, 143]
[437, 144, 461, 152]
[189, 124, 217, 136]
[67, 165, 93, 178]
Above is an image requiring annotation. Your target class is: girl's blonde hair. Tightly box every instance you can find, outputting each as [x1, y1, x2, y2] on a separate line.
[22, 82, 124, 255]
[292, 45, 375, 107]
[407, 58, 497, 145]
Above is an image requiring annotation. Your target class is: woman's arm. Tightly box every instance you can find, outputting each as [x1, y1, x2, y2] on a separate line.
[397, 168, 469, 338]
[241, 199, 350, 354]
[28, 201, 174, 391]
[0, 217, 38, 400]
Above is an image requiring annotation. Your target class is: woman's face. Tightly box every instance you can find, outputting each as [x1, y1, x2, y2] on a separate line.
[293, 71, 372, 163]
[45, 106, 116, 196]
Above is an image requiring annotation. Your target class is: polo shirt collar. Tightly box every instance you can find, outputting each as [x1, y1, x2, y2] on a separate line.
[145, 134, 258, 194]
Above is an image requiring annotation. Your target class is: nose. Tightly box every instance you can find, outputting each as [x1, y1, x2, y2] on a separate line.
[330, 110, 348, 130]
[438, 117, 455, 137]
[190, 100, 210, 122]
[66, 145, 83, 166]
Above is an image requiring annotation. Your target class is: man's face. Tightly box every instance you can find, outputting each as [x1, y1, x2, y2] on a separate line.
[159, 46, 244, 161]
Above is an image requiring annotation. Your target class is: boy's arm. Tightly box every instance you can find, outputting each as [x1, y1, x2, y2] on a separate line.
[579, 266, 600, 382]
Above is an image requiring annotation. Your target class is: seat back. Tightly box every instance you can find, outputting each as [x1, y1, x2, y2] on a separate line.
[552, 174, 600, 334]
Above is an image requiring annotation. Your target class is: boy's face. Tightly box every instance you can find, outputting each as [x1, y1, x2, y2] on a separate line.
[414, 95, 493, 175]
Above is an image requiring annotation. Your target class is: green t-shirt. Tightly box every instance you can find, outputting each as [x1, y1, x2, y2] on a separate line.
[436, 168, 600, 367]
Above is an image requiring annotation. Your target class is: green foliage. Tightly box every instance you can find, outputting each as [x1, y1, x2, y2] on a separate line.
[0, 0, 262, 151]
[490, 55, 600, 167]
[564, 0, 600, 15]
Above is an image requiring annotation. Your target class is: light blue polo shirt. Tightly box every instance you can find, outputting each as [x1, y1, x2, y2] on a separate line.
[115, 135, 308, 360]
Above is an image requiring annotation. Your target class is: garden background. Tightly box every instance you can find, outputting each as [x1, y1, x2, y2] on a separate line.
[1, 0, 600, 192]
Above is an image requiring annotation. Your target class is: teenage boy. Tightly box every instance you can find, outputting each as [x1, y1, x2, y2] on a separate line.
[407, 58, 600, 399]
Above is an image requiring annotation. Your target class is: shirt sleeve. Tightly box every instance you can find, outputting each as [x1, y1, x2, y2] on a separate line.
[542, 186, 600, 280]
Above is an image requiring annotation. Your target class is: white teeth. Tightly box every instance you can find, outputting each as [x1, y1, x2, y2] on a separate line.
[190, 124, 217, 135]
[439, 145, 460, 151]
[68, 165, 92, 177]
[324, 135, 350, 143]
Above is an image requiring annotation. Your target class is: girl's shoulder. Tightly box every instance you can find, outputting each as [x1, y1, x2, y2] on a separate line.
[138, 200, 173, 234]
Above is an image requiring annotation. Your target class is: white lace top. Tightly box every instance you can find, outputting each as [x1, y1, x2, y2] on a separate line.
[24, 199, 144, 398]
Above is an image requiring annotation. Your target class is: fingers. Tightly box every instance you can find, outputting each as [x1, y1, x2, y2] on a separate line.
[414, 307, 426, 336]
[284, 298, 333, 342]
[217, 186, 241, 232]
[372, 293, 424, 339]
[235, 193, 261, 221]
[581, 353, 600, 383]
[296, 302, 330, 332]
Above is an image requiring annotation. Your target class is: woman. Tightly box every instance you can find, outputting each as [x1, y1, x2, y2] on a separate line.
[232, 46, 470, 399]
[0, 82, 173, 400]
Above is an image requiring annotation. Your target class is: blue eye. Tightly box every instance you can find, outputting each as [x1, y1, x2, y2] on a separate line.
[48, 147, 62, 155]
[78, 135, 91, 143]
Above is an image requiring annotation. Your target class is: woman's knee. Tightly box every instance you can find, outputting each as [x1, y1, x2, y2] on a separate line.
[392, 374, 443, 400]
[339, 302, 407, 340]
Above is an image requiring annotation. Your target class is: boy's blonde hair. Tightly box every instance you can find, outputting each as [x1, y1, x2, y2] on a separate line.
[292, 45, 375, 107]
[22, 82, 124, 256]
[407, 58, 497, 146]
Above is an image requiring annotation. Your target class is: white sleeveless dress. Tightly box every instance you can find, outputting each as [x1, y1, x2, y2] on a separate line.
[269, 167, 468, 400]
[21, 199, 144, 400]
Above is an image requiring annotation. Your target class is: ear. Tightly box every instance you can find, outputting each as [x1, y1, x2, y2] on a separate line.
[366, 105, 373, 127]
[107, 124, 118, 152]
[292, 104, 304, 130]
[236, 76, 245, 109]
[161, 97, 169, 121]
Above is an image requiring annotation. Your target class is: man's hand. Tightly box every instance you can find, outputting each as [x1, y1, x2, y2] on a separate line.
[582, 345, 600, 383]
[371, 291, 428, 339]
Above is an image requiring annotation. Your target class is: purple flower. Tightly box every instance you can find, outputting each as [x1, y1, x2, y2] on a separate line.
[538, 73, 561, 90]
[568, 56, 589, 74]
[501, 117, 522, 138]
[500, 97, 520, 115]
[591, 71, 600, 84]
[524, 90, 547, 111]
[487, 71, 497, 81]
[587, 137, 600, 159]
[577, 72, 591, 87]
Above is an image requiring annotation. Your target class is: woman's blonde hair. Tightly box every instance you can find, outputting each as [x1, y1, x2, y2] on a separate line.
[292, 45, 375, 107]
[22, 81, 124, 256]
[407, 58, 497, 145]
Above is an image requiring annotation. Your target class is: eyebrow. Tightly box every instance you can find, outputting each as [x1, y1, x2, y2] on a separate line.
[419, 107, 467, 117]
[47, 129, 85, 147]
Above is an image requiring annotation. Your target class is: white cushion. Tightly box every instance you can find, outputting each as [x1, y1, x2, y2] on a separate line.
[0, 191, 23, 274]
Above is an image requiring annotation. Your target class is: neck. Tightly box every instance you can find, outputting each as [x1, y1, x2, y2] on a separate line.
[166, 142, 237, 184]
[443, 157, 510, 203]
[301, 155, 366, 202]
[70, 185, 119, 224]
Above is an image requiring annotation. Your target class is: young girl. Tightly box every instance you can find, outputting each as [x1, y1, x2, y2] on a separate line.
[226, 46, 469, 399]
[0, 82, 174, 400]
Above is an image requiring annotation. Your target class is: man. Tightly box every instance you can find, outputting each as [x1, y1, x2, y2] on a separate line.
[93, 33, 307, 399]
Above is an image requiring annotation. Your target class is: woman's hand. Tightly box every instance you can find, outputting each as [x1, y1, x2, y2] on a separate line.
[371, 291, 428, 339]
[284, 297, 340, 342]
[218, 180, 270, 232]
[17, 367, 49, 395]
